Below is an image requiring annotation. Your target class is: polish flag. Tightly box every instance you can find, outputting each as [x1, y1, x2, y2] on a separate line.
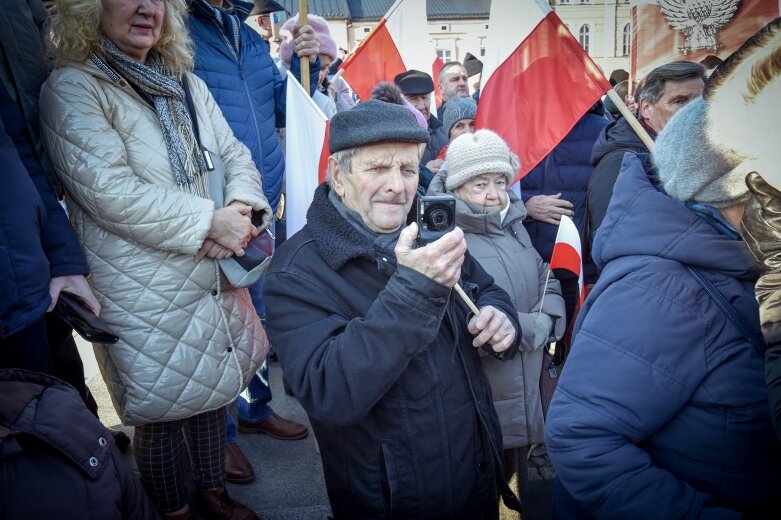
[339, 0, 440, 103]
[549, 215, 585, 306]
[476, 0, 612, 181]
[284, 70, 328, 238]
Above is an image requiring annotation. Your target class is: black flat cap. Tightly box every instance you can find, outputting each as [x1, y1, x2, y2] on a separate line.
[252, 0, 286, 14]
[329, 100, 430, 154]
[393, 69, 434, 95]
[463, 53, 483, 77]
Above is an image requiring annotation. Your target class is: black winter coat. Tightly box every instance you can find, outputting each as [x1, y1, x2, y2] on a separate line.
[0, 369, 158, 519]
[421, 114, 449, 166]
[587, 116, 654, 238]
[264, 184, 522, 519]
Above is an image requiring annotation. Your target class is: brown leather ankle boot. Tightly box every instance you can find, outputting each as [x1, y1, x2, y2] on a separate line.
[199, 486, 260, 520]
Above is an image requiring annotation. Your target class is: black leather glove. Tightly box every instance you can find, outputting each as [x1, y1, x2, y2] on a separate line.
[742, 172, 781, 440]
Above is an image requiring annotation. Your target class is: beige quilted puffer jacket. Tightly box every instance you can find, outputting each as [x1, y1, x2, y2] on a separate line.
[39, 59, 269, 426]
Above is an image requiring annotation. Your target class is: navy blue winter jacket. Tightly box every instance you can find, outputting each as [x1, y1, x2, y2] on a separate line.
[0, 83, 87, 338]
[521, 104, 608, 262]
[545, 154, 781, 518]
[187, 0, 319, 211]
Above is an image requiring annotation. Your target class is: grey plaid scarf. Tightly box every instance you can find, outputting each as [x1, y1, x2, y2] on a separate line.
[102, 39, 209, 197]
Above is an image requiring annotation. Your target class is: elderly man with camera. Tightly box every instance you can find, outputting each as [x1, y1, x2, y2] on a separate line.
[263, 100, 522, 519]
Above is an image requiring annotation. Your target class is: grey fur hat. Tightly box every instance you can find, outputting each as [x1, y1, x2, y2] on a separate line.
[653, 97, 750, 208]
[328, 100, 430, 153]
[442, 96, 477, 138]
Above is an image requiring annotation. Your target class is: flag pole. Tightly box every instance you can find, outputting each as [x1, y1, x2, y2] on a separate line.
[454, 283, 480, 316]
[537, 269, 553, 316]
[299, 0, 309, 94]
[606, 89, 654, 152]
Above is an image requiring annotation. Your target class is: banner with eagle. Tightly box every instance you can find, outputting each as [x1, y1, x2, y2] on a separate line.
[630, 0, 779, 79]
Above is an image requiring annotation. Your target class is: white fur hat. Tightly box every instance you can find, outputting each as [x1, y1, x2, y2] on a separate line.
[705, 18, 781, 190]
[444, 130, 520, 191]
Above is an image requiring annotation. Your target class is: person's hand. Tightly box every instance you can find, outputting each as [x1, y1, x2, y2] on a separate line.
[426, 159, 444, 174]
[524, 194, 574, 225]
[195, 239, 235, 262]
[625, 95, 638, 115]
[395, 223, 466, 287]
[468, 305, 517, 353]
[532, 312, 554, 350]
[293, 24, 320, 63]
[743, 172, 781, 348]
[743, 172, 781, 275]
[208, 206, 255, 257]
[48, 275, 101, 316]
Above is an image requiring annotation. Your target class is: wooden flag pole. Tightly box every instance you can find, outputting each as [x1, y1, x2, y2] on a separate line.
[454, 283, 480, 316]
[299, 0, 309, 94]
[605, 89, 655, 152]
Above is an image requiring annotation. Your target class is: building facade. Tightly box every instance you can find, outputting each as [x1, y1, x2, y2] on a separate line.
[252, 0, 633, 82]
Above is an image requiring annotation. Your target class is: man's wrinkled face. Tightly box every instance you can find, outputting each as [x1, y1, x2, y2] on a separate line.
[404, 93, 431, 120]
[439, 65, 469, 102]
[640, 77, 705, 133]
[330, 142, 420, 234]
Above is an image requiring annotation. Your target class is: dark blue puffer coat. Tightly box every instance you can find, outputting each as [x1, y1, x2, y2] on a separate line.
[521, 103, 608, 262]
[187, 0, 319, 211]
[544, 154, 781, 519]
[0, 82, 87, 338]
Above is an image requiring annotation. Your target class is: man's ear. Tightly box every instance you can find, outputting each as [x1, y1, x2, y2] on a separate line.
[329, 156, 346, 197]
[639, 99, 653, 121]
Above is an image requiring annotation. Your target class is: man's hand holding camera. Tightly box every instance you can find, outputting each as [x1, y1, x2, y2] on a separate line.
[395, 223, 516, 353]
[395, 223, 466, 287]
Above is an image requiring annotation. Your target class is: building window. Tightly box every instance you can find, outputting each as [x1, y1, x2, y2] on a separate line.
[559, 0, 571, 3]
[579, 25, 590, 53]
[363, 27, 371, 33]
[480, 47, 486, 57]
[436, 49, 452, 61]
[622, 23, 631, 56]
[580, 0, 591, 3]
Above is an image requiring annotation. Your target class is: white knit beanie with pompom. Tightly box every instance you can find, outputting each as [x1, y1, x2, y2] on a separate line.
[445, 129, 520, 191]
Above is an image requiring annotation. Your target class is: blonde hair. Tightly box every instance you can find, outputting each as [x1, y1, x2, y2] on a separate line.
[48, 0, 194, 76]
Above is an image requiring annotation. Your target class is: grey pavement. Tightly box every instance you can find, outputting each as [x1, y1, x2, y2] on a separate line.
[82, 338, 554, 519]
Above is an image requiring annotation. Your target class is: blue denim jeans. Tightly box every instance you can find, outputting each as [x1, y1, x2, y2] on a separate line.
[226, 220, 275, 446]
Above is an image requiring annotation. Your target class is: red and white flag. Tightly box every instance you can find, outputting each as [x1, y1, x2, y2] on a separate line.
[476, 0, 612, 182]
[339, 0, 440, 102]
[549, 215, 585, 306]
[284, 70, 328, 238]
[630, 0, 779, 79]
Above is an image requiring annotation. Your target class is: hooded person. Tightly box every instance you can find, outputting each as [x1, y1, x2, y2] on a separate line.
[279, 14, 351, 117]
[427, 129, 565, 518]
[702, 17, 781, 440]
[544, 87, 781, 516]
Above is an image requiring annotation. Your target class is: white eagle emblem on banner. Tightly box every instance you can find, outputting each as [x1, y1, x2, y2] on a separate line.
[658, 0, 741, 53]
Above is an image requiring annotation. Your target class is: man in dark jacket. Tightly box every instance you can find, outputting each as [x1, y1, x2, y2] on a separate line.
[263, 100, 522, 519]
[394, 69, 449, 173]
[522, 102, 608, 319]
[546, 97, 781, 518]
[588, 61, 706, 236]
[187, 0, 319, 481]
[0, 369, 157, 519]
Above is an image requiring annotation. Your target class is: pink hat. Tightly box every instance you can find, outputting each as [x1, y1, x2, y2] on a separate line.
[280, 14, 338, 65]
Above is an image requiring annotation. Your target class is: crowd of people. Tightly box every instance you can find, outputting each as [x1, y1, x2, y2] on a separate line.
[1, 0, 781, 518]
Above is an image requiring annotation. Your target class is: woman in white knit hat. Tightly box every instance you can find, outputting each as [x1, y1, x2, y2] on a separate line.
[427, 129, 566, 518]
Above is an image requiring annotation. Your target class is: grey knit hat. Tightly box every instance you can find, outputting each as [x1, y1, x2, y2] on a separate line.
[442, 96, 477, 138]
[329, 100, 430, 153]
[653, 97, 750, 208]
[445, 129, 520, 191]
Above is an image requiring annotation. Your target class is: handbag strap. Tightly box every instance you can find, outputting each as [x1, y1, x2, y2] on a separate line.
[686, 266, 767, 356]
[181, 78, 214, 171]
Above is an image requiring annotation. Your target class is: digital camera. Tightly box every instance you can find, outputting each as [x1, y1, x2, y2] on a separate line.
[417, 195, 456, 245]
